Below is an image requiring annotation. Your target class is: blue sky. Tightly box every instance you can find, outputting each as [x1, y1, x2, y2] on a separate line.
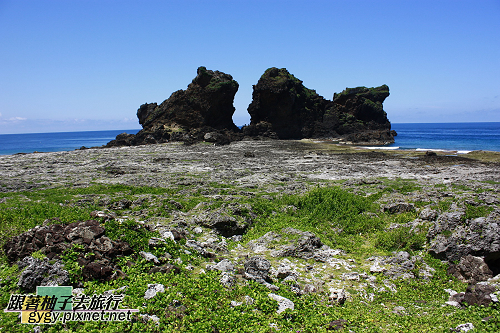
[0, 0, 499, 134]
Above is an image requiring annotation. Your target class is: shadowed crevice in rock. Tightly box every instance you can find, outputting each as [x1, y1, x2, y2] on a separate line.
[485, 255, 500, 276]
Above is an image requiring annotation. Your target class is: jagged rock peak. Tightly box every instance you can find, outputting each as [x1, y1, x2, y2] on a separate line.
[243, 67, 395, 144]
[107, 66, 241, 147]
[245, 67, 329, 139]
[140, 66, 239, 131]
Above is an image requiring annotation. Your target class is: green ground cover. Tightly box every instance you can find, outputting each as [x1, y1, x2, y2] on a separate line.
[0, 181, 498, 332]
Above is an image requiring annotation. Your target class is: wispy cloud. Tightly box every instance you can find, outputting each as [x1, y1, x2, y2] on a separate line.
[0, 117, 141, 134]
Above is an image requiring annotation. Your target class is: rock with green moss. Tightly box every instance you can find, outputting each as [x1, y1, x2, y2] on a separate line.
[107, 66, 241, 147]
[244, 67, 329, 139]
[243, 67, 395, 144]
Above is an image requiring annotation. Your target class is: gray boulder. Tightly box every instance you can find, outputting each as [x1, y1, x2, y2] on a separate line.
[139, 251, 160, 265]
[244, 256, 278, 290]
[419, 207, 438, 221]
[462, 284, 497, 306]
[194, 210, 250, 237]
[17, 256, 69, 291]
[209, 259, 234, 273]
[270, 228, 323, 259]
[368, 252, 435, 280]
[185, 240, 216, 258]
[244, 257, 271, 283]
[383, 203, 415, 214]
[144, 283, 165, 300]
[268, 293, 294, 314]
[428, 209, 500, 266]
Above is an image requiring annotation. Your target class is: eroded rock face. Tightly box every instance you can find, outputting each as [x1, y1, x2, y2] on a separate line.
[17, 256, 69, 291]
[107, 67, 240, 147]
[244, 67, 330, 139]
[331, 85, 392, 139]
[243, 256, 279, 290]
[269, 228, 323, 259]
[447, 255, 494, 284]
[193, 203, 254, 237]
[243, 67, 395, 143]
[428, 209, 500, 270]
[451, 284, 498, 306]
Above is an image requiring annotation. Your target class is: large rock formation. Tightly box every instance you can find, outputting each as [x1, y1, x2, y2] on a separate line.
[243, 67, 396, 144]
[243, 67, 330, 139]
[428, 209, 500, 276]
[107, 66, 396, 147]
[107, 66, 241, 146]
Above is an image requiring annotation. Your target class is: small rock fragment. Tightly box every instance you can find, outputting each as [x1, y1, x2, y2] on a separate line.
[144, 283, 165, 300]
[268, 293, 294, 313]
[139, 251, 160, 264]
[329, 288, 347, 305]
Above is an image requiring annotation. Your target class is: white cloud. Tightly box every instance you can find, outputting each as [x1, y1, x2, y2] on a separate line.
[8, 117, 27, 121]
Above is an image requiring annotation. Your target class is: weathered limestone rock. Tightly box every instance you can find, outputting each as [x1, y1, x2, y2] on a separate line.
[3, 220, 132, 283]
[383, 202, 416, 214]
[447, 255, 494, 283]
[144, 283, 165, 300]
[268, 293, 294, 313]
[244, 256, 271, 283]
[194, 209, 251, 237]
[329, 288, 347, 305]
[208, 259, 234, 273]
[462, 284, 497, 306]
[270, 229, 323, 259]
[17, 256, 69, 291]
[428, 209, 500, 272]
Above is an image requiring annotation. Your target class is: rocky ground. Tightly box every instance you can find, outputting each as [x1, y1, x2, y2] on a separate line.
[1, 140, 499, 332]
[1, 140, 498, 192]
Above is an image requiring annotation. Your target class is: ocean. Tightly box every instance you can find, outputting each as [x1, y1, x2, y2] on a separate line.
[0, 129, 140, 156]
[387, 122, 500, 153]
[0, 123, 499, 156]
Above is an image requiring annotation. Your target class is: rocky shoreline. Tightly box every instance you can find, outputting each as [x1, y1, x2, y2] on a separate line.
[1, 140, 498, 193]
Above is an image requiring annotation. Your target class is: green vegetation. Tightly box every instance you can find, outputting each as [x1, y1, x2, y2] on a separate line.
[375, 226, 426, 252]
[0, 180, 498, 332]
[463, 204, 494, 221]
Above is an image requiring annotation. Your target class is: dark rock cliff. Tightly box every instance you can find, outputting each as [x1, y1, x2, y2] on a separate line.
[243, 67, 330, 139]
[107, 67, 240, 147]
[242, 67, 396, 144]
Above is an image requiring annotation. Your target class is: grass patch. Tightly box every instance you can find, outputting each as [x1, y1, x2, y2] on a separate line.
[245, 186, 384, 253]
[375, 226, 426, 252]
[463, 204, 494, 220]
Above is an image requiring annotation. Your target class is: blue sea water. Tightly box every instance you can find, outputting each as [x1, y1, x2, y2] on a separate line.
[0, 123, 499, 155]
[387, 122, 500, 152]
[0, 129, 140, 155]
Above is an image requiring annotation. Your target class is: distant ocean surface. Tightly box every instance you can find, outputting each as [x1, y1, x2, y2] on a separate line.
[387, 122, 500, 153]
[0, 129, 140, 155]
[0, 123, 499, 155]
